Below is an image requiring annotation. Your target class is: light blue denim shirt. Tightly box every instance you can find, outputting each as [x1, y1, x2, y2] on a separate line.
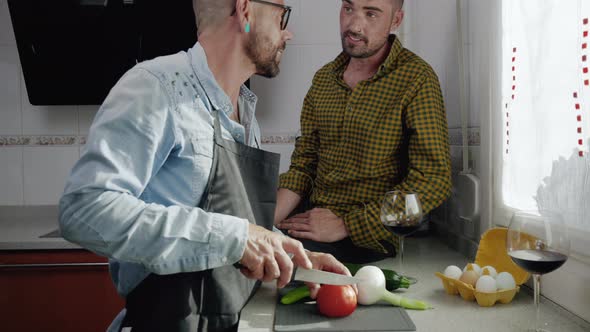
[59, 42, 264, 330]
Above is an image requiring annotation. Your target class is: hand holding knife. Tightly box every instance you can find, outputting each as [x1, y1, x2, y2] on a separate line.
[236, 245, 357, 298]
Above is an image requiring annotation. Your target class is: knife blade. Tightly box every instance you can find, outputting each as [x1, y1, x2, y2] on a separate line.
[293, 267, 362, 285]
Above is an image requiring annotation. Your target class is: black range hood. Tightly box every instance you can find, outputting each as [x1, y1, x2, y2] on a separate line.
[8, 0, 197, 105]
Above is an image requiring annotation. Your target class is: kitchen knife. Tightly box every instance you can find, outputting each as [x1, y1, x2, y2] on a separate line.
[293, 267, 362, 285]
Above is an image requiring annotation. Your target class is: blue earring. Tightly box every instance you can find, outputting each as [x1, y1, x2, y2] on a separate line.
[245, 22, 251, 33]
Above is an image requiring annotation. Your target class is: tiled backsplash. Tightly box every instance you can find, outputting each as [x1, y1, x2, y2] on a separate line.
[0, 136, 80, 146]
[448, 127, 481, 147]
[0, 135, 300, 147]
[1, 129, 479, 147]
[0, 0, 341, 206]
[0, 0, 481, 207]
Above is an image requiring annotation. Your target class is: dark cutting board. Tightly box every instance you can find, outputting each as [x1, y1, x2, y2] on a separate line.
[273, 285, 416, 332]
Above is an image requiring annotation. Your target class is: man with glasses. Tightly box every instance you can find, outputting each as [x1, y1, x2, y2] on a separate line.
[59, 0, 349, 331]
[275, 0, 452, 263]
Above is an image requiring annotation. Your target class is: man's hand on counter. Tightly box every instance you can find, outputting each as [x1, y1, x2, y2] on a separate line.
[277, 208, 349, 243]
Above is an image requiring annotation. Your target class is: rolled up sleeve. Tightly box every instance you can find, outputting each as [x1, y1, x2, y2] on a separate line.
[59, 68, 248, 275]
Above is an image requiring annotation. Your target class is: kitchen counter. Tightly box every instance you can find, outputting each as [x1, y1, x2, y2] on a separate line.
[2, 209, 588, 331]
[0, 206, 80, 250]
[0, 216, 79, 250]
[239, 236, 590, 332]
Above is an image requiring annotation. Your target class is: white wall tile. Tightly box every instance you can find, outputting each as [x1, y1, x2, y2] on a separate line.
[409, 0, 462, 129]
[466, 7, 487, 128]
[450, 145, 462, 173]
[468, 146, 480, 177]
[78, 105, 99, 135]
[0, 0, 16, 45]
[23, 147, 79, 205]
[299, 44, 341, 87]
[252, 43, 341, 136]
[0, 147, 23, 205]
[401, 1, 417, 51]
[283, 0, 302, 41]
[21, 81, 78, 135]
[412, 0, 456, 64]
[0, 46, 21, 135]
[289, 0, 340, 45]
[252, 46, 305, 135]
[408, 0, 480, 129]
[445, 58, 462, 128]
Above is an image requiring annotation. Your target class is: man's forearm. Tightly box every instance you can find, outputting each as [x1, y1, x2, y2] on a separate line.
[274, 188, 302, 224]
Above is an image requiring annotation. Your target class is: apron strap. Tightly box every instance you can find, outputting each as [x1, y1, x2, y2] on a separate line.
[197, 111, 220, 210]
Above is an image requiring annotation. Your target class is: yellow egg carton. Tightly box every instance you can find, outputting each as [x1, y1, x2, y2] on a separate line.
[435, 270, 520, 307]
[434, 228, 530, 307]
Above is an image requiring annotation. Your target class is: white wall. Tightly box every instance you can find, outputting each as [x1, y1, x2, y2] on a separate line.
[0, 0, 480, 211]
[253, 0, 343, 177]
[401, 0, 488, 253]
[0, 0, 88, 205]
[0, 0, 324, 205]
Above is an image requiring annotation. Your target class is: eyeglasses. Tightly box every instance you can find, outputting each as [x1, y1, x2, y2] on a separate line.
[232, 0, 292, 31]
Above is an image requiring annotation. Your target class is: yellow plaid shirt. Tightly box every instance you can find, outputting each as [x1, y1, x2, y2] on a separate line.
[279, 36, 452, 253]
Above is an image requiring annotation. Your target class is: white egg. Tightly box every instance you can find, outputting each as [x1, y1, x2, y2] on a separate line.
[481, 265, 498, 278]
[475, 275, 497, 293]
[496, 272, 516, 290]
[443, 265, 463, 279]
[463, 263, 482, 276]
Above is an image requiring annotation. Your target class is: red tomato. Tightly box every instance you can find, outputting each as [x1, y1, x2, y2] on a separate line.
[316, 284, 357, 318]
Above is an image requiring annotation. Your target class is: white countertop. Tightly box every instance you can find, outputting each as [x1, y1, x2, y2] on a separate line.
[0, 206, 80, 250]
[1, 209, 588, 331]
[239, 237, 590, 332]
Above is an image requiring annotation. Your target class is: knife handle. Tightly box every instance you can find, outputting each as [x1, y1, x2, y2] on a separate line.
[233, 261, 299, 283]
[233, 253, 295, 270]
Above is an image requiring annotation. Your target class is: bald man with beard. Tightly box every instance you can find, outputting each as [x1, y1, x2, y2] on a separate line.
[59, 1, 351, 331]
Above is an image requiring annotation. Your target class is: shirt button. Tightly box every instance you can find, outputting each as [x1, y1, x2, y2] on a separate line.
[222, 257, 228, 263]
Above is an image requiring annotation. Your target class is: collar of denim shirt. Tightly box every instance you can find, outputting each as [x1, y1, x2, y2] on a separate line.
[188, 42, 258, 117]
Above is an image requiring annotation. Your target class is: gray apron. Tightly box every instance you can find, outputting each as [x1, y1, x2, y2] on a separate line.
[120, 111, 280, 332]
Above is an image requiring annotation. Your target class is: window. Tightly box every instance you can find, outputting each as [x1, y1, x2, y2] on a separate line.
[494, 0, 590, 321]
[497, 0, 590, 242]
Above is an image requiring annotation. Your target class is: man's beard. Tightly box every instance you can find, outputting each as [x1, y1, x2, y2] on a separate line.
[246, 33, 285, 78]
[341, 31, 387, 59]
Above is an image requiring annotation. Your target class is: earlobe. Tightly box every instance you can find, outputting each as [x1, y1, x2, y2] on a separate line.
[236, 0, 252, 33]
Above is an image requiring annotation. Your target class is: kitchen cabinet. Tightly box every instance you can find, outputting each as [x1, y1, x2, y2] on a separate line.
[0, 249, 124, 332]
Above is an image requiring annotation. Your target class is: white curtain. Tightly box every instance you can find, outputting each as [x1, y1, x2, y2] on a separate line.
[501, 0, 590, 232]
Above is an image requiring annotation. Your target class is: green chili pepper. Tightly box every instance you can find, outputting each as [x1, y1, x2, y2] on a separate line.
[280, 285, 311, 305]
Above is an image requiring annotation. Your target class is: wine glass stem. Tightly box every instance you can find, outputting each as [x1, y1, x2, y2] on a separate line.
[533, 273, 541, 331]
[399, 235, 405, 274]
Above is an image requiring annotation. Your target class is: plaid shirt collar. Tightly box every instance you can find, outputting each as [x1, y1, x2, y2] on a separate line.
[329, 34, 404, 81]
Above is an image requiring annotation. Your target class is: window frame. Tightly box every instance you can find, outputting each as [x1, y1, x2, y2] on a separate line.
[489, 0, 590, 321]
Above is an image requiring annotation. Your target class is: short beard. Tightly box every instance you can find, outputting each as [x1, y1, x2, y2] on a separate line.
[341, 31, 389, 59]
[246, 32, 284, 78]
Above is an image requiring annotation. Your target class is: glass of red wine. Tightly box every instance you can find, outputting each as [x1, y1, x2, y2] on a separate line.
[507, 210, 570, 332]
[380, 190, 424, 284]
